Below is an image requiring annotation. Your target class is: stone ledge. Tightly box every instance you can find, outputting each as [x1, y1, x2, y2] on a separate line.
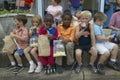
[0, 67, 120, 80]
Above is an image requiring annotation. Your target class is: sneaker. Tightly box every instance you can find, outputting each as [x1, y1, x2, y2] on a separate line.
[6, 65, 16, 71]
[44, 66, 48, 74]
[88, 64, 97, 73]
[51, 65, 56, 73]
[46, 66, 51, 75]
[28, 64, 36, 73]
[56, 64, 63, 74]
[97, 63, 105, 75]
[108, 61, 120, 71]
[34, 65, 42, 73]
[75, 64, 82, 74]
[13, 66, 24, 73]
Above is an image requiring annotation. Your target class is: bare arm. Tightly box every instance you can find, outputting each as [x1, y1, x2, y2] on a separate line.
[109, 26, 120, 31]
[75, 26, 84, 39]
[89, 24, 96, 47]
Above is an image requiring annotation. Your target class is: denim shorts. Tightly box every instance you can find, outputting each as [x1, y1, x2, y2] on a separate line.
[15, 49, 24, 56]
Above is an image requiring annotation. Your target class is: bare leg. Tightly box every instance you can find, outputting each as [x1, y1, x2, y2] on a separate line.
[89, 47, 97, 64]
[75, 49, 82, 64]
[24, 47, 32, 62]
[99, 51, 110, 64]
[111, 44, 118, 59]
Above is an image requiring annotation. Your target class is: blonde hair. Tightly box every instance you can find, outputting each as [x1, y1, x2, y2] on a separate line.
[31, 15, 43, 32]
[31, 15, 43, 27]
[94, 12, 107, 22]
[79, 10, 92, 18]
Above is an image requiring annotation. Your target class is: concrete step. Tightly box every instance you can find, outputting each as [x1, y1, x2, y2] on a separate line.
[0, 67, 120, 80]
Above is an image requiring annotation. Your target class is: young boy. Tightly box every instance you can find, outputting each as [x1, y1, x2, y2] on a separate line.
[56, 12, 75, 74]
[93, 12, 120, 75]
[75, 10, 97, 73]
[6, 14, 28, 73]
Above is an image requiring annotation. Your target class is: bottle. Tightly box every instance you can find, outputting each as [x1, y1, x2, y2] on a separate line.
[81, 22, 86, 29]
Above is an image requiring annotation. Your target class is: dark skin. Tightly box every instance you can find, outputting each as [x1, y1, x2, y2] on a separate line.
[59, 15, 72, 44]
[44, 16, 54, 40]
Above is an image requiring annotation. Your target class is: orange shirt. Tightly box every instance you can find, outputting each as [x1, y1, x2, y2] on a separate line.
[24, 0, 34, 5]
[58, 23, 75, 42]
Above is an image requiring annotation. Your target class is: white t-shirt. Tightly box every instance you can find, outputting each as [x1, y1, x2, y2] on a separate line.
[46, 5, 63, 20]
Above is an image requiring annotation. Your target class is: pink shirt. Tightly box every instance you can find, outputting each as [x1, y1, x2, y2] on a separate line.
[13, 27, 28, 49]
[46, 5, 63, 20]
[109, 11, 120, 28]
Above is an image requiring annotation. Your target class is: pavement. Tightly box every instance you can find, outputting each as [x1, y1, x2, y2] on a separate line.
[0, 67, 120, 80]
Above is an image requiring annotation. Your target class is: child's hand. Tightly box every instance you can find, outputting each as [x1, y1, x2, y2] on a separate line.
[59, 36, 64, 41]
[10, 32, 16, 38]
[48, 34, 53, 40]
[106, 35, 114, 41]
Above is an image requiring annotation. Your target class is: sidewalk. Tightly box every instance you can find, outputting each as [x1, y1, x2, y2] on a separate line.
[0, 67, 120, 80]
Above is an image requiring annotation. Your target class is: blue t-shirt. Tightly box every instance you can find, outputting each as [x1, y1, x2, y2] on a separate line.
[93, 24, 105, 43]
[47, 27, 56, 46]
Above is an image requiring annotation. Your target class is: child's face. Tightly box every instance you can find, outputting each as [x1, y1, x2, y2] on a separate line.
[14, 19, 23, 28]
[44, 17, 54, 29]
[97, 20, 105, 26]
[51, 0, 57, 5]
[80, 15, 91, 24]
[32, 18, 39, 27]
[62, 15, 72, 28]
[75, 11, 81, 19]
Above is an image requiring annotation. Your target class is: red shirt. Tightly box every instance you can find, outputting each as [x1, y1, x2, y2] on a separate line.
[13, 27, 29, 49]
[25, 0, 34, 5]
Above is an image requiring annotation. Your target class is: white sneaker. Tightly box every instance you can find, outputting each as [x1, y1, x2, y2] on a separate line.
[28, 64, 36, 73]
[34, 65, 42, 73]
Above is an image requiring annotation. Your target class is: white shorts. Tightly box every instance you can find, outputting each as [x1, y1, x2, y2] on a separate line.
[96, 42, 115, 55]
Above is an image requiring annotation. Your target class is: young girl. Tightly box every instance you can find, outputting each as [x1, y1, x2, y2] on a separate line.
[24, 15, 43, 73]
[46, 0, 63, 26]
[38, 14, 58, 74]
[56, 12, 75, 74]
[6, 14, 28, 73]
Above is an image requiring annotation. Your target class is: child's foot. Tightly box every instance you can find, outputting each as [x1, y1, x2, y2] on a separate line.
[44, 66, 49, 75]
[108, 61, 120, 71]
[56, 65, 63, 74]
[34, 65, 43, 73]
[28, 64, 36, 73]
[6, 65, 16, 71]
[97, 63, 105, 75]
[88, 64, 97, 73]
[13, 66, 24, 73]
[51, 65, 56, 73]
[75, 64, 82, 74]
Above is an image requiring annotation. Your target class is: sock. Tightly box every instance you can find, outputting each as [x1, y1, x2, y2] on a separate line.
[89, 63, 94, 65]
[18, 64, 23, 67]
[29, 60, 34, 65]
[11, 62, 16, 66]
[110, 59, 116, 62]
[37, 62, 42, 66]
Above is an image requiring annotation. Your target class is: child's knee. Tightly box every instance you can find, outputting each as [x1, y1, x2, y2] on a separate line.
[113, 44, 119, 50]
[14, 53, 20, 58]
[104, 51, 110, 57]
[75, 49, 82, 57]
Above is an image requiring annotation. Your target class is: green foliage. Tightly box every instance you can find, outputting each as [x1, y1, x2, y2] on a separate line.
[0, 9, 29, 15]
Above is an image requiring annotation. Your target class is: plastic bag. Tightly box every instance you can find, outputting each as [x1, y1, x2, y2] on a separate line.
[29, 28, 38, 47]
[110, 31, 120, 44]
[53, 40, 66, 57]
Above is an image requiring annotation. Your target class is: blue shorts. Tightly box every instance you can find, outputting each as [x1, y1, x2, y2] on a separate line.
[15, 49, 24, 56]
